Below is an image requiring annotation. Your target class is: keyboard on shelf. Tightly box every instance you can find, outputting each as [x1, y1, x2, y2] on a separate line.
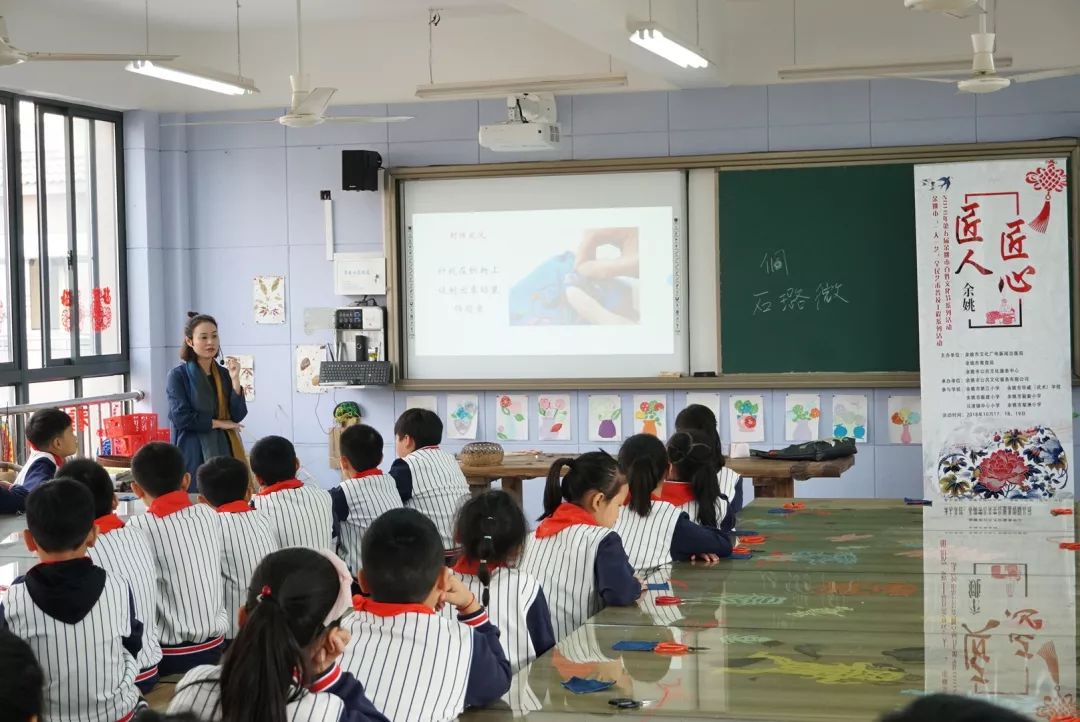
[319, 361, 393, 387]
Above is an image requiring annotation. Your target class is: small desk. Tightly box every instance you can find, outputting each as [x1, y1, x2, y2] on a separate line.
[459, 453, 856, 505]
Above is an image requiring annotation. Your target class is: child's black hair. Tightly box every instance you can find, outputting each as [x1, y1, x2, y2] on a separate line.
[197, 456, 250, 507]
[617, 434, 669, 518]
[218, 548, 342, 722]
[674, 404, 726, 468]
[540, 450, 622, 520]
[339, 424, 384, 473]
[58, 458, 115, 519]
[26, 408, 73, 449]
[25, 479, 94, 552]
[249, 436, 298, 485]
[454, 490, 527, 607]
[135, 713, 206, 722]
[879, 694, 1032, 722]
[0, 630, 44, 722]
[361, 508, 443, 603]
[393, 408, 442, 449]
[667, 430, 722, 528]
[131, 442, 187, 498]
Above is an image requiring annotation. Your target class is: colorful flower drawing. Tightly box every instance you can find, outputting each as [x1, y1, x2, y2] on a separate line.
[633, 397, 666, 437]
[888, 397, 922, 444]
[935, 425, 1069, 500]
[730, 395, 765, 442]
[537, 394, 571, 441]
[832, 395, 868, 442]
[785, 394, 821, 442]
[495, 394, 528, 441]
[588, 395, 622, 442]
[735, 400, 759, 431]
[446, 395, 479, 440]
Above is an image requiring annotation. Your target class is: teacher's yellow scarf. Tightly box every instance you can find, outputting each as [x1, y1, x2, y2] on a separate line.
[210, 366, 246, 463]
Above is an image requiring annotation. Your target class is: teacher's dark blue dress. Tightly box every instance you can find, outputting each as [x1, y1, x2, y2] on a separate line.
[166, 361, 248, 492]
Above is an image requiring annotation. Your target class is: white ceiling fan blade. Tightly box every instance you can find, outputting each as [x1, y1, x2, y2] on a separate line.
[26, 52, 178, 62]
[902, 76, 959, 83]
[323, 115, 414, 124]
[1009, 66, 1080, 84]
[160, 120, 279, 127]
[294, 87, 336, 117]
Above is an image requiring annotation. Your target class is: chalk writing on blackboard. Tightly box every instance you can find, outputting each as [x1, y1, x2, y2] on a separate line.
[760, 250, 789, 276]
[753, 283, 849, 316]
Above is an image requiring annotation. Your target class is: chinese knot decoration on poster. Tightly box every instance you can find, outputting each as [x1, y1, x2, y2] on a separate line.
[915, 158, 1072, 505]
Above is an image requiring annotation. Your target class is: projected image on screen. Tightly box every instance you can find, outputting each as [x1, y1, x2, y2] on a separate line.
[509, 227, 640, 326]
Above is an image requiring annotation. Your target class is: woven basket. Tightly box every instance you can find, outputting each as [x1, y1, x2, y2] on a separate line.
[460, 442, 504, 467]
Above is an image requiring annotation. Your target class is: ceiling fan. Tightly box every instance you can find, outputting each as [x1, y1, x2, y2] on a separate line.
[166, 0, 411, 128]
[0, 16, 176, 67]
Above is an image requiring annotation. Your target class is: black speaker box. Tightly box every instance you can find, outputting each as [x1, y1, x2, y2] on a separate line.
[342, 150, 382, 191]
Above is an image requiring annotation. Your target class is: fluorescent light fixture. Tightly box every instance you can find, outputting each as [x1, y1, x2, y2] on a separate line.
[125, 60, 259, 96]
[415, 73, 627, 100]
[629, 24, 709, 69]
[778, 55, 1012, 81]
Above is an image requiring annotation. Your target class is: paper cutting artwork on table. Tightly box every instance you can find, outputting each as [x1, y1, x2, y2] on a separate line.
[729, 395, 765, 443]
[405, 395, 438, 413]
[785, 394, 821, 443]
[832, 394, 868, 442]
[588, 395, 622, 442]
[495, 394, 529, 441]
[633, 396, 666, 437]
[253, 276, 286, 324]
[224, 355, 255, 402]
[888, 397, 922, 445]
[446, 395, 479, 440]
[537, 394, 571, 441]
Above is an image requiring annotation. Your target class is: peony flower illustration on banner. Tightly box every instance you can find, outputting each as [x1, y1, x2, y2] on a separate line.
[936, 425, 1068, 500]
[537, 394, 571, 441]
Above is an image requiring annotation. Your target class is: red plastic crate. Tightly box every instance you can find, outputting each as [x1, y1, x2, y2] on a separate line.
[110, 433, 151, 457]
[103, 413, 159, 437]
[152, 428, 171, 442]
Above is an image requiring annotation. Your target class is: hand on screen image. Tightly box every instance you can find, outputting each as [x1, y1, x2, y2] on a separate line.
[563, 227, 641, 324]
[574, 227, 641, 280]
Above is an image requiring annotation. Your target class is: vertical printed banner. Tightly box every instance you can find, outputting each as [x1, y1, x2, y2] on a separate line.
[915, 158, 1072, 507]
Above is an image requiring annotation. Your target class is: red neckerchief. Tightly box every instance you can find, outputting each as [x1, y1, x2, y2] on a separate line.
[257, 479, 304, 496]
[349, 468, 384, 480]
[28, 444, 65, 467]
[661, 481, 696, 507]
[95, 513, 125, 535]
[535, 502, 599, 539]
[352, 596, 434, 616]
[147, 490, 193, 518]
[215, 500, 252, 514]
[452, 557, 506, 576]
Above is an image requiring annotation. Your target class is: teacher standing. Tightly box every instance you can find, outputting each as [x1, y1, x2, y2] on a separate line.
[166, 312, 247, 492]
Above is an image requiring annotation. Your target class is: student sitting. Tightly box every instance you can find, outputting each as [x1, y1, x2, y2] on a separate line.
[196, 456, 278, 642]
[329, 424, 402, 575]
[388, 409, 469, 553]
[664, 429, 737, 532]
[0, 408, 78, 514]
[127, 442, 228, 676]
[520, 452, 641, 643]
[169, 547, 388, 722]
[2, 480, 144, 722]
[61, 458, 164, 693]
[250, 436, 334, 552]
[614, 434, 733, 571]
[341, 508, 511, 722]
[0, 630, 45, 722]
[673, 404, 742, 526]
[449, 490, 555, 673]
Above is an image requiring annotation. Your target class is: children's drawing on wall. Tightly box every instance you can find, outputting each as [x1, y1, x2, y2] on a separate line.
[495, 394, 528, 441]
[633, 396, 666, 437]
[685, 393, 721, 428]
[588, 395, 622, 442]
[405, 395, 438, 414]
[295, 345, 325, 394]
[785, 394, 821, 442]
[253, 276, 286, 324]
[832, 395, 868, 442]
[537, 394, 571, 441]
[446, 395, 479, 440]
[888, 396, 922, 444]
[224, 355, 255, 402]
[729, 395, 765, 443]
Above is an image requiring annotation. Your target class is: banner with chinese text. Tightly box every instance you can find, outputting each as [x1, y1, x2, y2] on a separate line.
[915, 158, 1072, 508]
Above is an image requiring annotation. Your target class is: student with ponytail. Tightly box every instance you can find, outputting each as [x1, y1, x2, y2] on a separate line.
[673, 404, 743, 524]
[448, 491, 555, 673]
[520, 451, 641, 642]
[168, 547, 387, 722]
[614, 434, 734, 571]
[664, 429, 737, 532]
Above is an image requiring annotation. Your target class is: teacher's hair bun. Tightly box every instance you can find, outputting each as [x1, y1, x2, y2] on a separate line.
[187, 311, 200, 319]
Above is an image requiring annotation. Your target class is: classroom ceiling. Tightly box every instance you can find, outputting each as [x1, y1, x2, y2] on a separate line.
[0, 0, 1077, 112]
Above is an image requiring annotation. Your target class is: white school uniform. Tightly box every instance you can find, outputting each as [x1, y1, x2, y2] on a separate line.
[215, 504, 278, 639]
[666, 468, 738, 528]
[335, 473, 402, 574]
[128, 496, 228, 646]
[89, 516, 164, 683]
[613, 500, 685, 572]
[13, 448, 61, 486]
[341, 609, 474, 722]
[402, 447, 469, 549]
[253, 482, 335, 552]
[169, 664, 348, 721]
[520, 524, 614, 643]
[4, 572, 141, 722]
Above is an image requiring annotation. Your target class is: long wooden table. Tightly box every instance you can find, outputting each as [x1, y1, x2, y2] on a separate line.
[459, 453, 856, 504]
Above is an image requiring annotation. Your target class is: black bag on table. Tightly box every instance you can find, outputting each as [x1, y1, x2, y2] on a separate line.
[750, 437, 857, 462]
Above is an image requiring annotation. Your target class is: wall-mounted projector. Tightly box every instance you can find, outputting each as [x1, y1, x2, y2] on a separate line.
[479, 92, 561, 152]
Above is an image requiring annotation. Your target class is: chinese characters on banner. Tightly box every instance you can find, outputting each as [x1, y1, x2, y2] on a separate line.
[914, 159, 1072, 508]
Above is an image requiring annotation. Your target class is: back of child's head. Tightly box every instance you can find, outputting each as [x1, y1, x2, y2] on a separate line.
[131, 442, 187, 498]
[220, 547, 345, 722]
[541, 450, 622, 519]
[249, 435, 298, 485]
[674, 404, 725, 467]
[26, 479, 94, 553]
[880, 694, 1032, 722]
[339, 424, 383, 472]
[393, 408, 442, 449]
[0, 629, 43, 722]
[26, 407, 73, 449]
[454, 490, 527, 606]
[197, 456, 250, 507]
[667, 430, 722, 527]
[58, 458, 115, 519]
[361, 508, 443, 603]
[617, 434, 669, 518]
[135, 711, 207, 722]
